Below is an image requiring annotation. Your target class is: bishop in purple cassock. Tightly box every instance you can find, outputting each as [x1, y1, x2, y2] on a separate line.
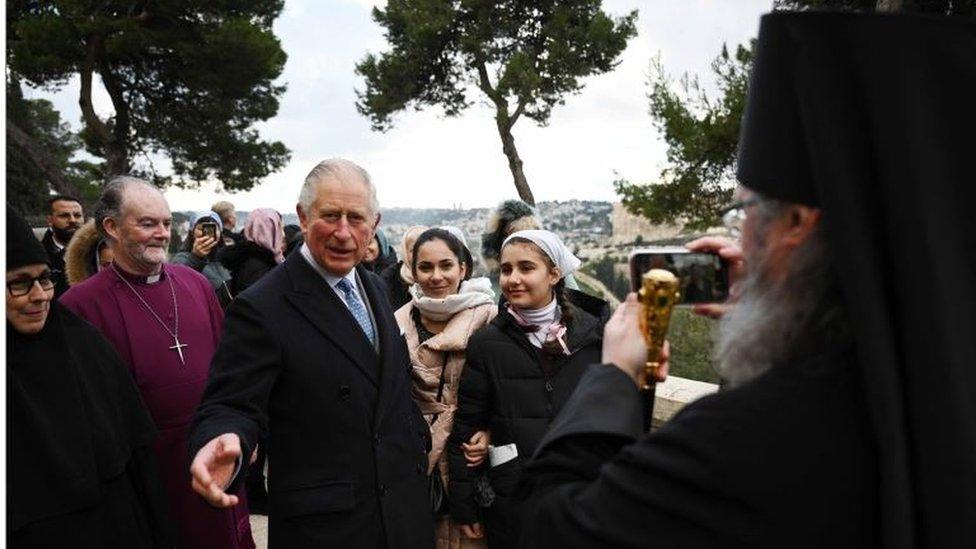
[61, 177, 254, 549]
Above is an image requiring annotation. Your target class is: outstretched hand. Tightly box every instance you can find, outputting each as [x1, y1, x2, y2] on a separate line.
[190, 433, 242, 508]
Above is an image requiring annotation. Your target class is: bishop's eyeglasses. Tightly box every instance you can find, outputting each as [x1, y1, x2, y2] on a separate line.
[721, 196, 762, 236]
[6, 272, 55, 296]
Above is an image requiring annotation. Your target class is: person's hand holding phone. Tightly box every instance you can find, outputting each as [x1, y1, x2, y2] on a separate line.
[192, 234, 218, 259]
[685, 236, 744, 319]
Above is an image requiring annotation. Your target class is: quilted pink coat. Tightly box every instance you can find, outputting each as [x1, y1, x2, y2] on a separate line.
[396, 301, 496, 549]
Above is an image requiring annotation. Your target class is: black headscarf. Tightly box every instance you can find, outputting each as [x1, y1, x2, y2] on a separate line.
[7, 204, 49, 270]
[737, 12, 976, 547]
[6, 207, 158, 532]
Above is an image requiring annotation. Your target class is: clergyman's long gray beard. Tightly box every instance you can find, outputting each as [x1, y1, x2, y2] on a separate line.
[714, 227, 845, 387]
[714, 266, 789, 387]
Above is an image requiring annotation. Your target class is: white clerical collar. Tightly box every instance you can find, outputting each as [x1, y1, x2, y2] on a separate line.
[111, 262, 164, 285]
[299, 243, 358, 292]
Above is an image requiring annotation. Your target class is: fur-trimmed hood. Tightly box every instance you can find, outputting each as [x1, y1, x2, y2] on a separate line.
[480, 199, 540, 269]
[64, 220, 106, 286]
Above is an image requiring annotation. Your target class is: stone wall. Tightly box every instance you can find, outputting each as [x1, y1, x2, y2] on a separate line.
[610, 202, 684, 245]
[652, 375, 720, 429]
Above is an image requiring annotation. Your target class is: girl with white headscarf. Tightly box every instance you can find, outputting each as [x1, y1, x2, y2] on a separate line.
[446, 229, 609, 547]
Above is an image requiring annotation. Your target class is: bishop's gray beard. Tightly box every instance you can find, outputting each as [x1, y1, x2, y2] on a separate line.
[714, 225, 846, 388]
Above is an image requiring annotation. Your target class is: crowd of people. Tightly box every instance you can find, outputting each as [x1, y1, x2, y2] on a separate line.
[7, 10, 976, 549]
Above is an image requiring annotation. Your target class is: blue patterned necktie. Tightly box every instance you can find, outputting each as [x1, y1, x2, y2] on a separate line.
[336, 278, 376, 346]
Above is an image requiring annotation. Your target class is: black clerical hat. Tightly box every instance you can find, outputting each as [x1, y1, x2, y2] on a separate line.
[737, 12, 976, 547]
[7, 204, 50, 271]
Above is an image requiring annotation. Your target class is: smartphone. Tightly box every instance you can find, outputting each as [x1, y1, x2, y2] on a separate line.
[628, 247, 730, 305]
[200, 222, 219, 240]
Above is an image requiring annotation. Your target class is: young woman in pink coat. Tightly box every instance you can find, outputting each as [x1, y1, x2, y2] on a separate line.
[394, 227, 494, 549]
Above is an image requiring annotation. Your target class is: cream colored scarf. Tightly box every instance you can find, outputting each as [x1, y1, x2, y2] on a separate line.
[412, 277, 495, 321]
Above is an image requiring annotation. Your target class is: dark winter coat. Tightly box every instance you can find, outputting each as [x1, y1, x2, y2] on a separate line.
[218, 240, 278, 296]
[517, 345, 878, 548]
[189, 253, 433, 548]
[170, 251, 234, 309]
[8, 304, 174, 548]
[40, 229, 70, 298]
[448, 293, 606, 547]
[379, 261, 412, 312]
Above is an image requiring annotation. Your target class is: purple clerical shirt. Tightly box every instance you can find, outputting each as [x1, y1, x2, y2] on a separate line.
[62, 263, 254, 549]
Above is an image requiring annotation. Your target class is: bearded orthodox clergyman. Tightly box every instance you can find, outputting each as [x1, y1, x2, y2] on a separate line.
[519, 12, 976, 549]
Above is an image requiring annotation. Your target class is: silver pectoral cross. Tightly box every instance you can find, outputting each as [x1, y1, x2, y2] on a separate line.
[169, 336, 188, 366]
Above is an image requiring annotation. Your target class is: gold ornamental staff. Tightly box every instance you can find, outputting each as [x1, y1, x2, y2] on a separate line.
[637, 269, 681, 431]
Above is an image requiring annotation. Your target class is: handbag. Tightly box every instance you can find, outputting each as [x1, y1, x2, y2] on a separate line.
[429, 467, 449, 516]
[427, 351, 451, 516]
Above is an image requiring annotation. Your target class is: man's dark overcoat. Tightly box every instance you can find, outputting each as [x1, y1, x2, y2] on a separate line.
[41, 228, 70, 297]
[190, 251, 434, 548]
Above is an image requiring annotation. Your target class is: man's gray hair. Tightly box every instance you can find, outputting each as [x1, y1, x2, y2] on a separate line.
[93, 175, 155, 240]
[714, 193, 849, 387]
[298, 159, 379, 219]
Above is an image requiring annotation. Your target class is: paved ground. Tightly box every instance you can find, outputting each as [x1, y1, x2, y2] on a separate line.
[250, 515, 268, 548]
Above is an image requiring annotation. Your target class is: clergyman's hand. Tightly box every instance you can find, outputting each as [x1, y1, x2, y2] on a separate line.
[462, 430, 490, 468]
[190, 433, 241, 508]
[686, 236, 744, 319]
[602, 293, 652, 387]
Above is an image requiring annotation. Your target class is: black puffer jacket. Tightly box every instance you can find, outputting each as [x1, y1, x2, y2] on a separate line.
[379, 260, 412, 312]
[218, 240, 278, 296]
[447, 291, 607, 546]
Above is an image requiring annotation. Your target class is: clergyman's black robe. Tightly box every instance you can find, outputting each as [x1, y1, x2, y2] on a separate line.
[518, 346, 879, 548]
[7, 304, 173, 548]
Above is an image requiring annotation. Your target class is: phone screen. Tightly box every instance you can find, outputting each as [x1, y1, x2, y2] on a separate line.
[629, 248, 730, 305]
[200, 222, 218, 239]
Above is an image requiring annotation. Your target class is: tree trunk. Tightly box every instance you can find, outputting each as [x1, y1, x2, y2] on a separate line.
[494, 118, 536, 206]
[476, 60, 536, 205]
[7, 118, 85, 198]
[79, 35, 129, 176]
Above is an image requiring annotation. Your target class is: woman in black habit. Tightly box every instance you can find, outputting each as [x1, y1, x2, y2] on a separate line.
[6, 205, 173, 548]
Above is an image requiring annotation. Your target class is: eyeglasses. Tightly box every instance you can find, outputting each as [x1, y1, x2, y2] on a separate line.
[721, 196, 762, 235]
[7, 272, 55, 297]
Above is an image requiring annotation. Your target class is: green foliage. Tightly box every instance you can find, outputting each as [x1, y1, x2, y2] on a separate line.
[355, 0, 638, 130]
[667, 308, 719, 384]
[614, 43, 751, 231]
[6, 76, 101, 213]
[6, 0, 290, 190]
[580, 254, 630, 301]
[582, 253, 718, 383]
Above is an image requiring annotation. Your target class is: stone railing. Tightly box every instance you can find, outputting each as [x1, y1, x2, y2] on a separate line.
[651, 375, 720, 430]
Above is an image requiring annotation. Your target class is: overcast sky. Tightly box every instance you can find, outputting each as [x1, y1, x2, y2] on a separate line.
[25, 0, 774, 213]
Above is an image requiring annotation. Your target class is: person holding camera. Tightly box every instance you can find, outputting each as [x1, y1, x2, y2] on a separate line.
[447, 229, 608, 547]
[171, 211, 233, 309]
[393, 226, 495, 549]
[517, 12, 976, 548]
